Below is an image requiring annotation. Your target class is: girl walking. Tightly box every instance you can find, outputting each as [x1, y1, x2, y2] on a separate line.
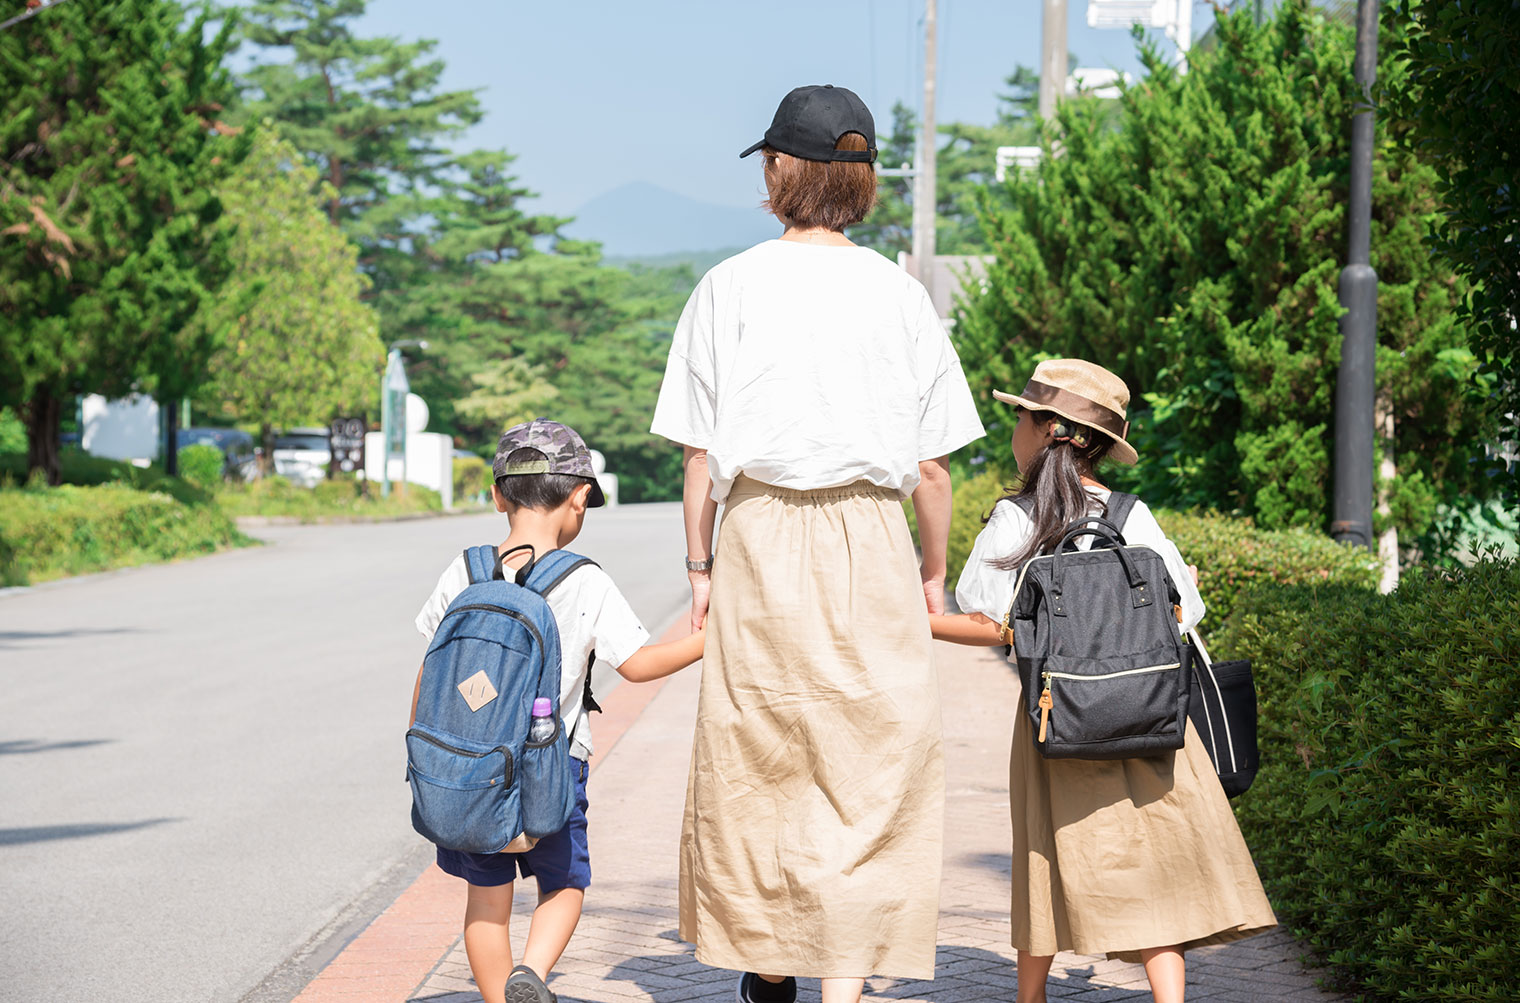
[930, 359, 1276, 1003]
[650, 84, 984, 1003]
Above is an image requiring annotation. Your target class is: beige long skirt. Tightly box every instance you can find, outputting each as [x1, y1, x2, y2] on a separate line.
[1010, 693, 1277, 961]
[678, 476, 943, 980]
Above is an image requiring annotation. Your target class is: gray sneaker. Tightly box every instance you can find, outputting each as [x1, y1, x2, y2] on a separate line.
[504, 964, 557, 1003]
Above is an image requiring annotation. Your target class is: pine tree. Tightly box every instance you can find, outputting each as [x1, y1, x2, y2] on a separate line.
[0, 0, 243, 483]
[954, 1, 1491, 548]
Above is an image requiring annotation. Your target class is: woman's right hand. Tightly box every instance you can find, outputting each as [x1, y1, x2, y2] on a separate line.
[688, 570, 712, 632]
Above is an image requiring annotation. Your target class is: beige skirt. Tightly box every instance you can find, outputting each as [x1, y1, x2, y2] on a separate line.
[678, 476, 943, 980]
[1010, 693, 1277, 961]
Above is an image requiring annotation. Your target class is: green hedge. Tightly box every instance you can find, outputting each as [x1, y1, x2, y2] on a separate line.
[1218, 558, 1519, 1002]
[941, 474, 1380, 630]
[453, 454, 491, 504]
[0, 483, 247, 586]
[215, 474, 441, 521]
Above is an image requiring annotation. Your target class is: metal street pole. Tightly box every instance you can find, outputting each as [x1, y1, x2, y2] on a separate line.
[381, 339, 425, 498]
[911, 0, 938, 305]
[1038, 0, 1068, 121]
[1332, 0, 1380, 549]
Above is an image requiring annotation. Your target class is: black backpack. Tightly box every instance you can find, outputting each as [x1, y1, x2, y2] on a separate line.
[1005, 493, 1191, 760]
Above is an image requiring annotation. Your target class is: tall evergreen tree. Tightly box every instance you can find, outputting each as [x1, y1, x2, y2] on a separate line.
[0, 0, 244, 483]
[955, 1, 1491, 549]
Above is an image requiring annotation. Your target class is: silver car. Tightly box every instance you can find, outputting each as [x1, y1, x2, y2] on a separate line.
[271, 428, 331, 488]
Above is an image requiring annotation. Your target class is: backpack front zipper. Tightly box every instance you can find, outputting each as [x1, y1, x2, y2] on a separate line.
[439, 603, 548, 655]
[1038, 663, 1182, 743]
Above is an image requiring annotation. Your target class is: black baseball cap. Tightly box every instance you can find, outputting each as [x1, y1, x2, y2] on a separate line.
[739, 84, 878, 164]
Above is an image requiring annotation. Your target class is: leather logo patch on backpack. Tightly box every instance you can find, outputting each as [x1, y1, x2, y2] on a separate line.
[457, 670, 498, 712]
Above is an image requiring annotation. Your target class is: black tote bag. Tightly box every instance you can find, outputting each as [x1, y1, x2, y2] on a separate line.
[1185, 629, 1258, 798]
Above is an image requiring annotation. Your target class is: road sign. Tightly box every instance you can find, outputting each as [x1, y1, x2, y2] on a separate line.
[329, 416, 367, 477]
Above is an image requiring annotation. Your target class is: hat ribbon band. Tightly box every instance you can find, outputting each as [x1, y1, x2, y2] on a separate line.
[1020, 380, 1130, 440]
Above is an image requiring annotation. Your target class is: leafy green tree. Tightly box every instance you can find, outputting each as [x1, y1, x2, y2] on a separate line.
[191, 126, 382, 461]
[954, 1, 1490, 550]
[1388, 0, 1519, 491]
[0, 0, 243, 484]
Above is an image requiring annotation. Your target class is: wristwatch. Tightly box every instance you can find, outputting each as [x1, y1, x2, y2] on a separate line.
[685, 555, 714, 572]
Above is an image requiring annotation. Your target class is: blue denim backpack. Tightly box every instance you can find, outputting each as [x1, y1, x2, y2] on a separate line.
[407, 544, 591, 853]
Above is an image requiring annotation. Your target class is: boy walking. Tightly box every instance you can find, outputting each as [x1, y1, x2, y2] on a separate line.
[411, 418, 704, 1003]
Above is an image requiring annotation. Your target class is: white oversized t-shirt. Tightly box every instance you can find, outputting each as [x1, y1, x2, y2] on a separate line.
[955, 489, 1206, 635]
[650, 239, 986, 502]
[414, 557, 650, 762]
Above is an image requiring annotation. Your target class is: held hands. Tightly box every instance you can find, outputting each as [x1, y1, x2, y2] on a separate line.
[688, 569, 711, 632]
[921, 572, 946, 616]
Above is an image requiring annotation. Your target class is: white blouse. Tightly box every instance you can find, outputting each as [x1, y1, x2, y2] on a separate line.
[955, 489, 1206, 634]
[650, 240, 985, 502]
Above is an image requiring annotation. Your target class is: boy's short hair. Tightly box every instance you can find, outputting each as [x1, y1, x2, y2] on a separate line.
[494, 448, 597, 510]
[762, 131, 878, 231]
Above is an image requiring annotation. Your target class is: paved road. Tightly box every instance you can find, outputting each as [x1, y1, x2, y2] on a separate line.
[0, 503, 690, 1003]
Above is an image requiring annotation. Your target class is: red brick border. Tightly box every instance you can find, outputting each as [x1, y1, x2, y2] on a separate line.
[290, 618, 689, 1002]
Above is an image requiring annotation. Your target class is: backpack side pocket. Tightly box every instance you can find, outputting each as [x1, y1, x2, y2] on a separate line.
[518, 714, 577, 839]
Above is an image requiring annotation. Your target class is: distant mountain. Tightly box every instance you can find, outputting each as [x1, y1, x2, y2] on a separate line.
[563, 182, 779, 258]
[603, 246, 751, 276]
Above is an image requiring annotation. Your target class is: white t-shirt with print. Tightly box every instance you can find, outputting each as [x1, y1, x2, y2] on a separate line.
[414, 556, 650, 762]
[650, 239, 986, 503]
[955, 488, 1205, 635]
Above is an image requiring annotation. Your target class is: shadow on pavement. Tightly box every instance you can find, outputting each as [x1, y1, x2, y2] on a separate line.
[0, 738, 116, 755]
[0, 817, 179, 846]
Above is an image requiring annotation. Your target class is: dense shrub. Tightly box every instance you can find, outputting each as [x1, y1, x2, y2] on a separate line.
[942, 475, 1380, 631]
[0, 447, 210, 504]
[216, 474, 440, 521]
[1219, 558, 1520, 1002]
[0, 482, 246, 586]
[453, 454, 490, 503]
[176, 444, 226, 488]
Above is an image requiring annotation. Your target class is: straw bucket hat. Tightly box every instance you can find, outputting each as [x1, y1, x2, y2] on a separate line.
[992, 359, 1139, 465]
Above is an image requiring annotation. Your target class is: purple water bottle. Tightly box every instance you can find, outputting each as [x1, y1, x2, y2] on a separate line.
[528, 697, 557, 743]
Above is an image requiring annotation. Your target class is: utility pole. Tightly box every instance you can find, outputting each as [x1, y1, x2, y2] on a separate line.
[1038, 0, 1068, 121]
[1332, 0, 1380, 550]
[911, 0, 939, 306]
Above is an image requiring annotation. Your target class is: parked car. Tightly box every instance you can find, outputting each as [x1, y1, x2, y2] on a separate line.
[176, 427, 258, 481]
[272, 428, 332, 488]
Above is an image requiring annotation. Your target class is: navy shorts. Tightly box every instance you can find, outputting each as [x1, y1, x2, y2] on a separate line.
[435, 758, 590, 892]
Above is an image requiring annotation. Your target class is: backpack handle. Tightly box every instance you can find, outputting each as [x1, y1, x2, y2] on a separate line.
[1049, 524, 1152, 614]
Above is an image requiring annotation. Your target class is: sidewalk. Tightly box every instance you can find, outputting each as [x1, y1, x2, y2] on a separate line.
[308, 639, 1349, 1003]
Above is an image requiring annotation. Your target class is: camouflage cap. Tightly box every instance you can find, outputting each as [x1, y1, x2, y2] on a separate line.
[492, 418, 606, 507]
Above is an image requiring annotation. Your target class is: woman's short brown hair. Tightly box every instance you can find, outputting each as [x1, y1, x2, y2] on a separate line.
[762, 132, 878, 231]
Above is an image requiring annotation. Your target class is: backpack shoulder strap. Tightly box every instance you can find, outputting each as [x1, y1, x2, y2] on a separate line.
[463, 544, 501, 585]
[1105, 491, 1139, 533]
[523, 550, 600, 599]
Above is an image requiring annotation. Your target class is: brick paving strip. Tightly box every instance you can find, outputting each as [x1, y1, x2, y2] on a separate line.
[295, 630, 1353, 1003]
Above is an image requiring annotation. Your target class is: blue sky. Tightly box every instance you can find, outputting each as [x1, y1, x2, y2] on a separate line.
[348, 0, 1203, 217]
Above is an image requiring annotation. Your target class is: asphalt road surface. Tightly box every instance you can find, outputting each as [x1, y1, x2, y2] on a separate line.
[0, 502, 690, 1003]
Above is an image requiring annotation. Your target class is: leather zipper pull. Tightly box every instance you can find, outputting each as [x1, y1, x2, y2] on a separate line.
[1038, 686, 1053, 743]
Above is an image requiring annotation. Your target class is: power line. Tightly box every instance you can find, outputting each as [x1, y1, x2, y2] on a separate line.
[0, 0, 74, 33]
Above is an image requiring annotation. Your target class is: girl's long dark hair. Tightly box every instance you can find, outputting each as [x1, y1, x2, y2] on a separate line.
[990, 409, 1116, 571]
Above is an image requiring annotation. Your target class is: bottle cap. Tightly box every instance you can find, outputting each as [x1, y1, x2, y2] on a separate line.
[532, 697, 553, 717]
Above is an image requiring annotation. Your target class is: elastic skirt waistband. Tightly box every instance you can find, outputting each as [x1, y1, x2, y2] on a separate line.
[729, 473, 901, 504]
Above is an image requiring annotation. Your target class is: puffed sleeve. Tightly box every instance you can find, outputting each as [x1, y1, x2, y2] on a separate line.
[914, 286, 985, 460]
[650, 271, 718, 448]
[953, 499, 1033, 622]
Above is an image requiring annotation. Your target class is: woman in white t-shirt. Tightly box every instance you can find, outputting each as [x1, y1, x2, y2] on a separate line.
[930, 359, 1275, 1003]
[650, 85, 984, 1003]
